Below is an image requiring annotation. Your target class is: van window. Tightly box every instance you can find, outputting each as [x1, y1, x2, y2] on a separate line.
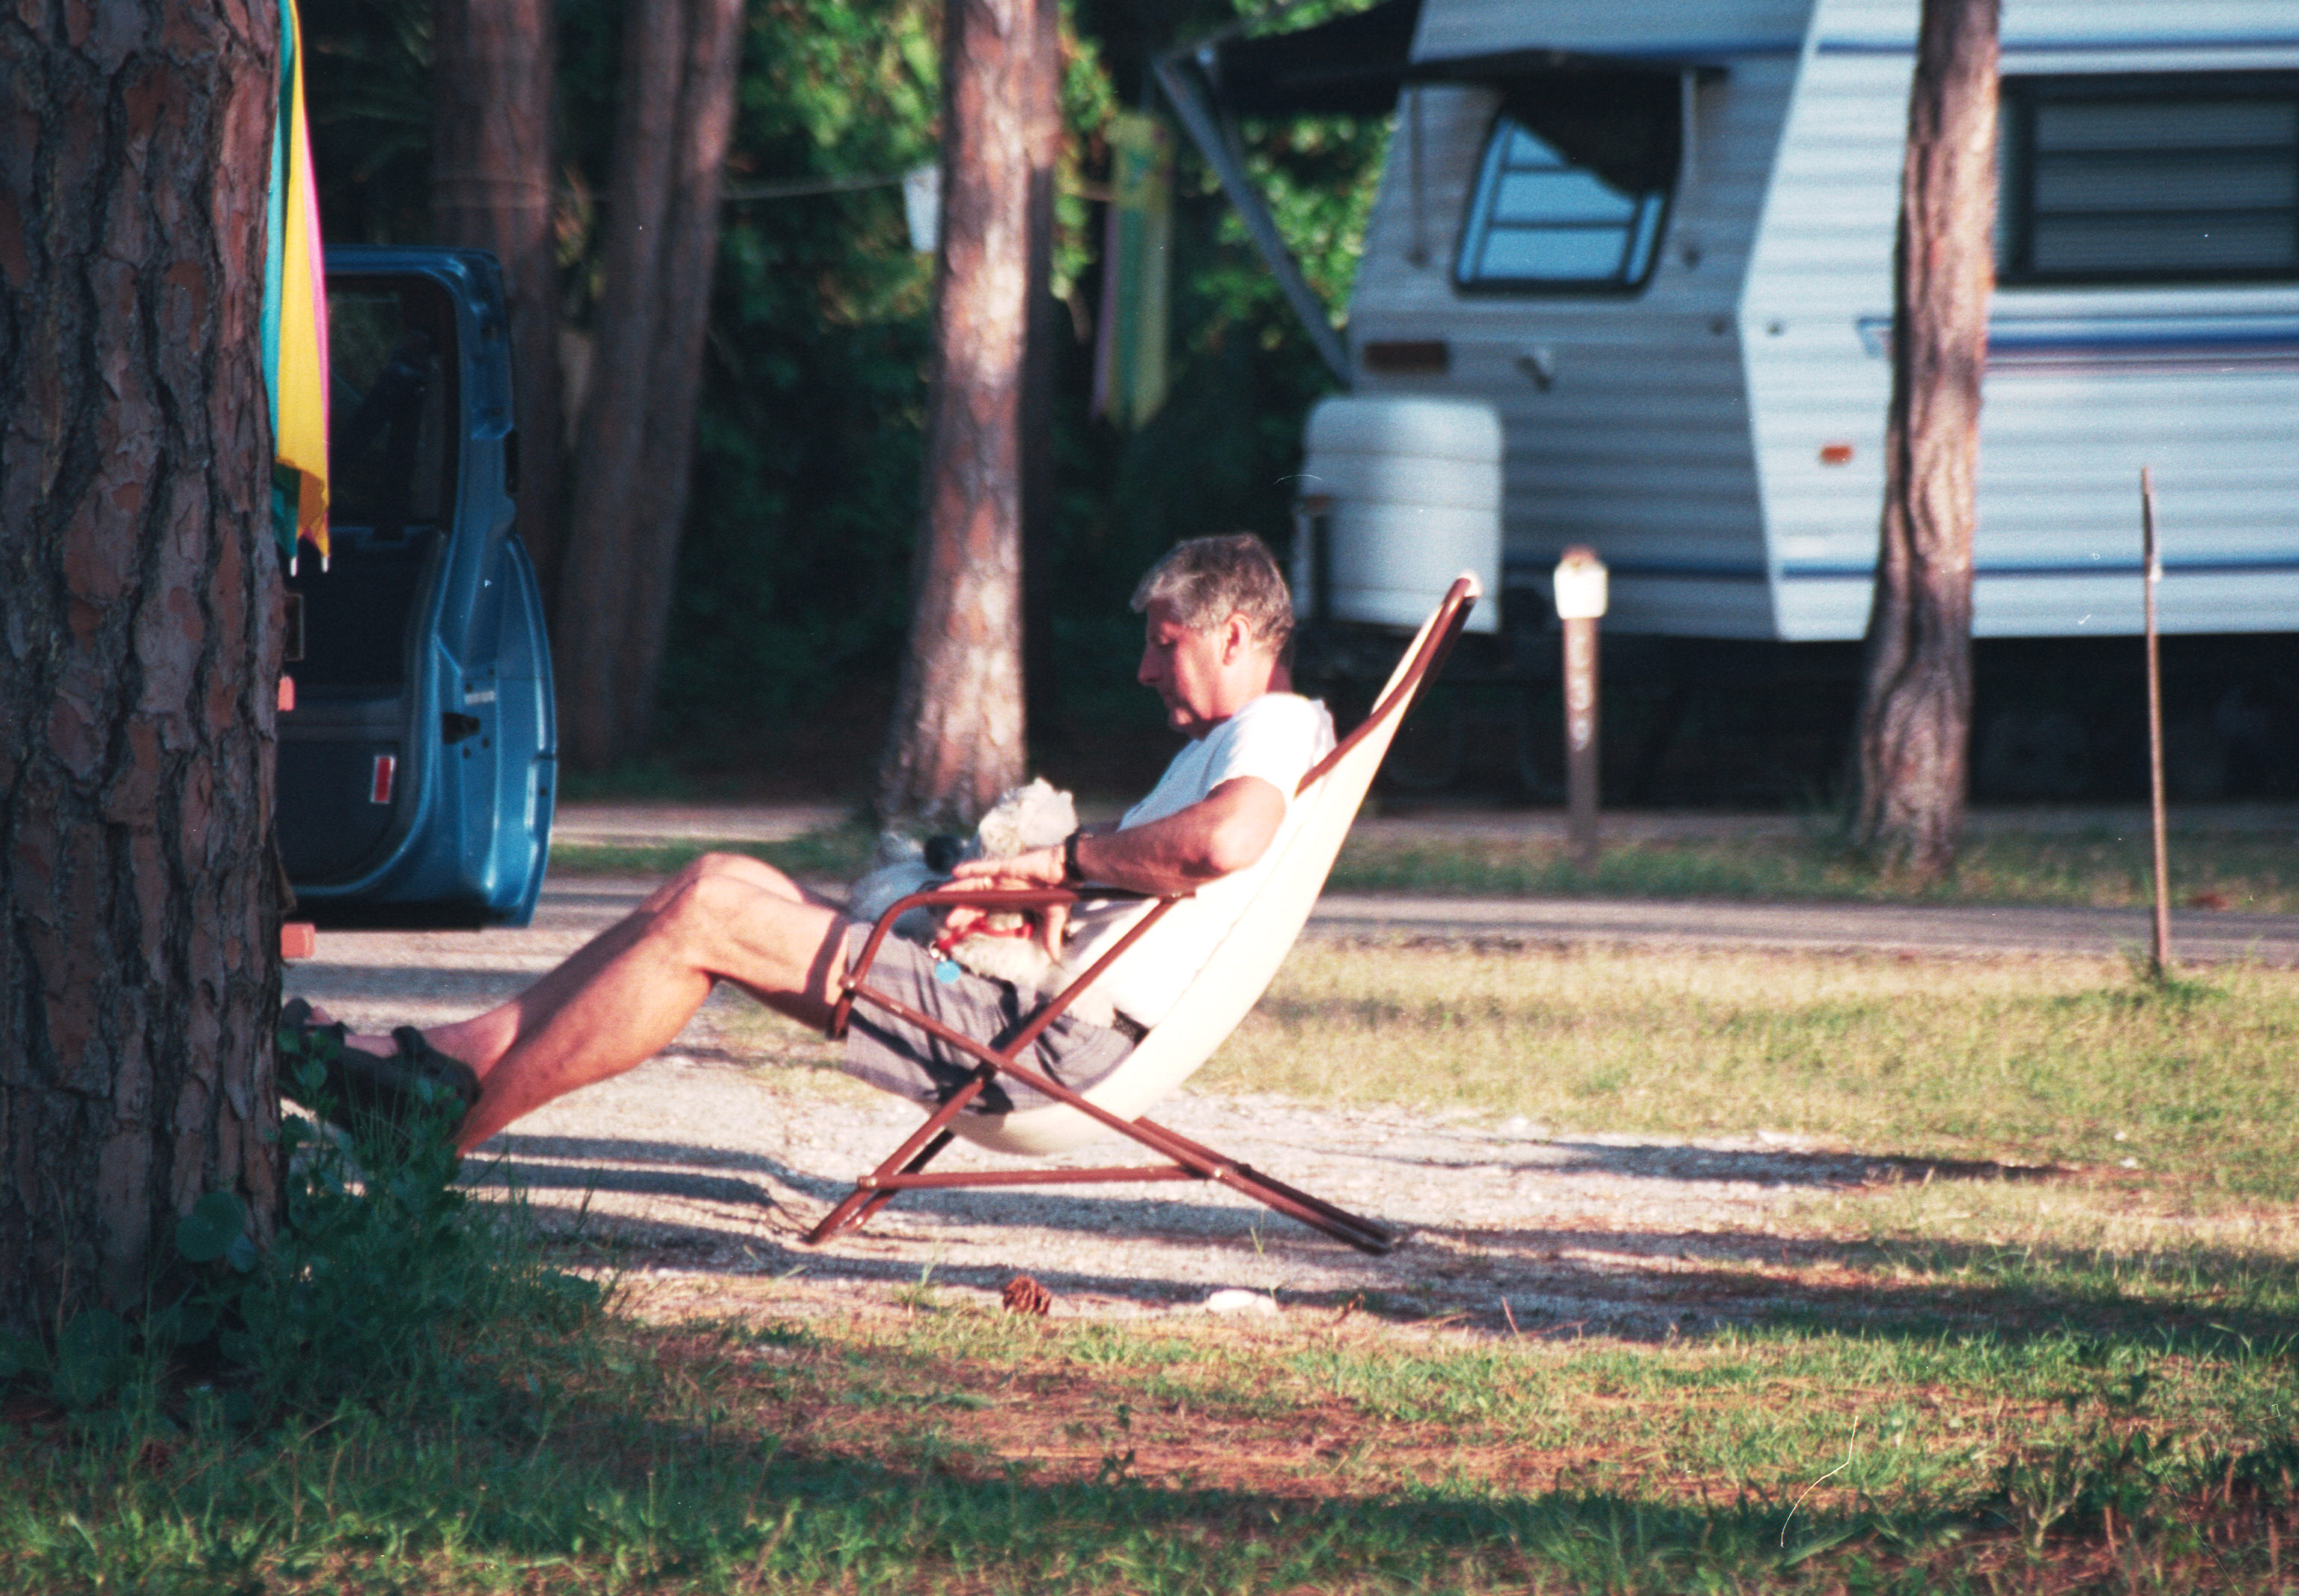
[1999, 73, 2299, 284]
[326, 278, 461, 531]
[289, 277, 462, 692]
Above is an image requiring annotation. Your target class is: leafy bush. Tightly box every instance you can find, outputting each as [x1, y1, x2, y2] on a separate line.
[0, 1028, 603, 1429]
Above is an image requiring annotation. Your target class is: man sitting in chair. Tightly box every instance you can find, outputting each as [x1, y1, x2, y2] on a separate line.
[290, 534, 1335, 1152]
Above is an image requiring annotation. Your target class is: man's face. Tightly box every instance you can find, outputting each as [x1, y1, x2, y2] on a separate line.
[1137, 598, 1235, 738]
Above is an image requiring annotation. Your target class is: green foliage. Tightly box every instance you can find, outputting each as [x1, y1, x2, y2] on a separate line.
[303, 0, 1394, 766]
[235, 1040, 604, 1420]
[0, 1029, 602, 1430]
[657, 0, 943, 742]
[301, 0, 433, 243]
[46, 1311, 133, 1413]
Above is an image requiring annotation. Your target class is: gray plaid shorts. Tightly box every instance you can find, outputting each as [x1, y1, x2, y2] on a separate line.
[838, 926, 1135, 1115]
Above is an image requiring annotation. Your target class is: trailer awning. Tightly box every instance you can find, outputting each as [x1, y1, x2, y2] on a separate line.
[1205, 0, 1429, 118]
[1204, 0, 1726, 119]
[1193, 0, 1712, 220]
[1156, 0, 1722, 383]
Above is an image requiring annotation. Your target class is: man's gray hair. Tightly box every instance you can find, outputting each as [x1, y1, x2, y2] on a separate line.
[1129, 534, 1295, 654]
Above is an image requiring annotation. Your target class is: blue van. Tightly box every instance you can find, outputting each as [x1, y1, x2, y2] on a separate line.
[277, 246, 556, 927]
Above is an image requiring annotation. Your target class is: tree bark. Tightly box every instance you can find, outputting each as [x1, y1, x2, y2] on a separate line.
[555, 0, 741, 769]
[1850, 0, 1998, 881]
[432, 0, 566, 605]
[0, 0, 283, 1332]
[877, 0, 1045, 829]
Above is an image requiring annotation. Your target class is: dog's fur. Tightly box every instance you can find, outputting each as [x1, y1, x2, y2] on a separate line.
[845, 779, 1112, 1023]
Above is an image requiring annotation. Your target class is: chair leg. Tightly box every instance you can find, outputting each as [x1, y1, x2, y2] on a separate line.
[851, 1130, 955, 1228]
[803, 1076, 989, 1247]
[805, 1127, 961, 1245]
[809, 986, 1403, 1253]
[1123, 1114, 1401, 1254]
[809, 1114, 1400, 1256]
[1217, 1159, 1400, 1254]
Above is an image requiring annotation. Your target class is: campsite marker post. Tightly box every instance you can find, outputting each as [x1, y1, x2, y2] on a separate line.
[2141, 469, 2172, 975]
[1555, 547, 1608, 871]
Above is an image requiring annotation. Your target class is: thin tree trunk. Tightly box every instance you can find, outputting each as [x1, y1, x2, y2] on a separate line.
[1850, 0, 1998, 881]
[432, 0, 566, 604]
[556, 0, 682, 770]
[878, 0, 1044, 829]
[613, 0, 741, 750]
[0, 0, 283, 1332]
[555, 0, 739, 770]
[1018, 0, 1062, 736]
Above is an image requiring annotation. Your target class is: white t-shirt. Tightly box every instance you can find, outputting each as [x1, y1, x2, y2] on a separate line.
[1062, 692, 1336, 1027]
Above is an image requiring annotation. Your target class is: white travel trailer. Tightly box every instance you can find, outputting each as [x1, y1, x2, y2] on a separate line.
[1162, 0, 2299, 793]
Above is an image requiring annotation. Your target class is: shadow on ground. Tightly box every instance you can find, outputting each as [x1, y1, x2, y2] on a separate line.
[464, 1131, 2292, 1353]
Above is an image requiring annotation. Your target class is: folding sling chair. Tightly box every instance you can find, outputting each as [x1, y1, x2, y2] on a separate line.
[804, 574, 1480, 1256]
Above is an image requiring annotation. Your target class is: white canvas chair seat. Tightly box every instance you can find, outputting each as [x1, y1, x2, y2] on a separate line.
[806, 575, 1479, 1253]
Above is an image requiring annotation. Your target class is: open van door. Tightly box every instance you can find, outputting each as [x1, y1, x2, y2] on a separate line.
[278, 246, 556, 927]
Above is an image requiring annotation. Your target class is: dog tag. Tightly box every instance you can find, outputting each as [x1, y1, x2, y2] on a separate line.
[933, 958, 962, 985]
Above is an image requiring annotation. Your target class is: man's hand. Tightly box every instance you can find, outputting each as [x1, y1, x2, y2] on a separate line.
[948, 846, 1070, 956]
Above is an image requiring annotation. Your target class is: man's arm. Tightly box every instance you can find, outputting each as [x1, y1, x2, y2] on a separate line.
[951, 776, 1286, 898]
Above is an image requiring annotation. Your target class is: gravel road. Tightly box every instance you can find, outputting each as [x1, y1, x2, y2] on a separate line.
[284, 864, 2233, 1335]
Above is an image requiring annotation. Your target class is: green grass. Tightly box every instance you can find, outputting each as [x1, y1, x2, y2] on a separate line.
[1206, 944, 2299, 1200]
[12, 947, 2299, 1590]
[546, 820, 2299, 911]
[1326, 823, 2299, 910]
[8, 1297, 2296, 1592]
[548, 825, 881, 884]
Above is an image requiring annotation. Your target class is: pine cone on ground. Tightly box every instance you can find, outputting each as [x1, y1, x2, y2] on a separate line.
[1001, 1274, 1052, 1316]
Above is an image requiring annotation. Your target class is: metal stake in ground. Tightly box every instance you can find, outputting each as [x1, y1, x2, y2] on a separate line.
[1555, 547, 1609, 871]
[2142, 468, 2172, 974]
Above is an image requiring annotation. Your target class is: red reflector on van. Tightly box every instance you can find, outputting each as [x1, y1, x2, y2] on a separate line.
[371, 754, 396, 805]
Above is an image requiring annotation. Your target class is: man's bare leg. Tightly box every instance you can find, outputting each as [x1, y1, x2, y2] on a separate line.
[421, 853, 835, 1079]
[320, 854, 850, 1152]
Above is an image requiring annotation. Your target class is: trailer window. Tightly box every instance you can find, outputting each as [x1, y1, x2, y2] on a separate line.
[2000, 74, 2299, 284]
[1455, 114, 1671, 291]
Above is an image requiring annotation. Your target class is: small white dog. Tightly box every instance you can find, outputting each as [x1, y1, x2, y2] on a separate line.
[846, 779, 1109, 1019]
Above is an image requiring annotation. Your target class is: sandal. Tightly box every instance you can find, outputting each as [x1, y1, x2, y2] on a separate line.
[278, 996, 347, 1050]
[279, 1001, 479, 1126]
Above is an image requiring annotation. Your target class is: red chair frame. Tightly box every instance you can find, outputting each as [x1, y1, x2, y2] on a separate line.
[803, 578, 1476, 1255]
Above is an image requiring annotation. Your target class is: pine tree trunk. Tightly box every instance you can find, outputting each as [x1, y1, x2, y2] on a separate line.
[612, 0, 741, 753]
[556, 0, 740, 770]
[1850, 0, 1999, 881]
[878, 0, 1044, 829]
[432, 0, 566, 604]
[1018, 0, 1063, 737]
[0, 0, 283, 1332]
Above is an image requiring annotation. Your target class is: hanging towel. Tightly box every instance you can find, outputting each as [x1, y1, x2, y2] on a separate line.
[263, 0, 331, 567]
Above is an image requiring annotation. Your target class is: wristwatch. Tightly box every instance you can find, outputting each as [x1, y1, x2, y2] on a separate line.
[1061, 830, 1085, 885]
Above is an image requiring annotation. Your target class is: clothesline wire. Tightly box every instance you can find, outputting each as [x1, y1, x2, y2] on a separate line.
[559, 170, 1115, 205]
